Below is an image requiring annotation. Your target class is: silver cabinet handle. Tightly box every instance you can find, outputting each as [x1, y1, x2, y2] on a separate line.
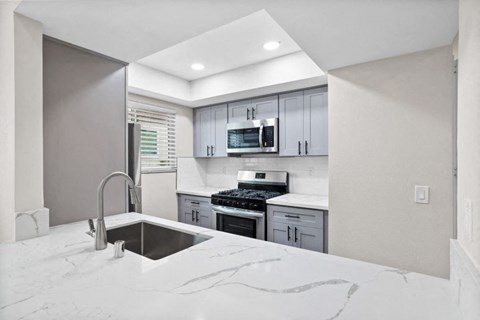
[191, 210, 195, 221]
[211, 145, 214, 156]
[252, 107, 255, 119]
[298, 141, 301, 155]
[305, 140, 308, 155]
[285, 214, 300, 219]
[207, 145, 210, 156]
[196, 210, 199, 222]
[294, 227, 298, 243]
[247, 108, 250, 120]
[287, 225, 291, 241]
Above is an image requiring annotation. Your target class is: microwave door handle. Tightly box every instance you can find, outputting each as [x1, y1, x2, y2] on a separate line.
[258, 124, 264, 148]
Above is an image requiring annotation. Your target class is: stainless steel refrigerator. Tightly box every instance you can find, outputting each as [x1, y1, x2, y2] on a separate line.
[128, 123, 142, 213]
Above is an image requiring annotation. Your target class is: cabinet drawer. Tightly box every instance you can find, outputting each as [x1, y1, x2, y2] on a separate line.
[267, 205, 324, 228]
[181, 195, 211, 209]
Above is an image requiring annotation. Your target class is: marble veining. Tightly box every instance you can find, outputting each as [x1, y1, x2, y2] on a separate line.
[0, 212, 461, 319]
[15, 207, 49, 241]
[451, 240, 480, 320]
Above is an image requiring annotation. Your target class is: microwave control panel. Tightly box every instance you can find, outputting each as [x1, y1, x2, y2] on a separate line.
[263, 126, 275, 147]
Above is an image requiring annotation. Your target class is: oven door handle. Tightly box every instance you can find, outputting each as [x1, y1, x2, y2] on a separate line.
[212, 205, 264, 218]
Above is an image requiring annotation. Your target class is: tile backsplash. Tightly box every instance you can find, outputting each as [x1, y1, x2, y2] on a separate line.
[177, 156, 328, 195]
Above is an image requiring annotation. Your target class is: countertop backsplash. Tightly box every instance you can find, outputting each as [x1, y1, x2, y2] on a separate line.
[177, 156, 328, 196]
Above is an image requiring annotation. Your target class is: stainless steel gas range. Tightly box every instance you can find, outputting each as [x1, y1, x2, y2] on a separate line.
[211, 170, 288, 240]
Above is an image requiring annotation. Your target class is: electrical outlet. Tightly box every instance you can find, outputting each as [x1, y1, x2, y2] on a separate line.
[465, 199, 473, 241]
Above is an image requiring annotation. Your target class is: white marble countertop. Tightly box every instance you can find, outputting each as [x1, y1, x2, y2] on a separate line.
[0, 213, 460, 319]
[176, 186, 225, 198]
[267, 193, 329, 210]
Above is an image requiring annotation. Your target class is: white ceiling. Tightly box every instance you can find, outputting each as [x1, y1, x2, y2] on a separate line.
[15, 0, 459, 72]
[137, 10, 302, 81]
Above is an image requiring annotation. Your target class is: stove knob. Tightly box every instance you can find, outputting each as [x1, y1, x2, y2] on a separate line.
[217, 199, 223, 206]
[241, 202, 247, 209]
[226, 200, 232, 206]
[249, 203, 259, 211]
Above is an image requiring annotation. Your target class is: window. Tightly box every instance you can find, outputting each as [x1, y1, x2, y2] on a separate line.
[128, 101, 176, 173]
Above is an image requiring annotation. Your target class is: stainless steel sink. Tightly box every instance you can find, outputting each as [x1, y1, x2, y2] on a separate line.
[107, 222, 210, 260]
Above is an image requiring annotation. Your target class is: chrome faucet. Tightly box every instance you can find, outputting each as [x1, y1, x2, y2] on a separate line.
[93, 172, 141, 250]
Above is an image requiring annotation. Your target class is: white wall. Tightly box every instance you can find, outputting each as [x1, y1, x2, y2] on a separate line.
[14, 13, 44, 213]
[129, 52, 326, 107]
[177, 156, 329, 196]
[129, 94, 193, 221]
[457, 0, 480, 272]
[328, 46, 455, 278]
[190, 51, 326, 105]
[0, 2, 19, 242]
[129, 63, 191, 105]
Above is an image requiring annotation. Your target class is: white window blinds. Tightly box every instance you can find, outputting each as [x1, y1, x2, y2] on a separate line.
[128, 101, 176, 173]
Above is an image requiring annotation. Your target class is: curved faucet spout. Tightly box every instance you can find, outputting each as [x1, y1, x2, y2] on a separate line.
[95, 171, 141, 250]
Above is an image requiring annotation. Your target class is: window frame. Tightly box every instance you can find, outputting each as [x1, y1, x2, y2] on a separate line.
[128, 100, 177, 174]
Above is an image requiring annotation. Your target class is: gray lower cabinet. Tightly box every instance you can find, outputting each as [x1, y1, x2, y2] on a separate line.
[194, 104, 227, 158]
[228, 95, 278, 122]
[177, 194, 213, 229]
[279, 87, 328, 156]
[267, 205, 327, 253]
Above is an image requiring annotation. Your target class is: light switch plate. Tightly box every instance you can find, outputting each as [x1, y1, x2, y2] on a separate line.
[415, 186, 430, 204]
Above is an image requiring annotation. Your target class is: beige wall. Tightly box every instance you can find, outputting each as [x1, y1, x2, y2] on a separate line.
[457, 0, 480, 270]
[329, 46, 455, 278]
[14, 13, 44, 212]
[128, 93, 193, 221]
[0, 2, 19, 242]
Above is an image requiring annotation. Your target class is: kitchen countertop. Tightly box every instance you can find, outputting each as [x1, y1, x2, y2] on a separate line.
[176, 186, 225, 197]
[0, 213, 459, 320]
[267, 193, 329, 210]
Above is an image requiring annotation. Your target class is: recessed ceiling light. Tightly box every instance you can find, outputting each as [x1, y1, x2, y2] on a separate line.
[191, 63, 205, 71]
[263, 41, 280, 51]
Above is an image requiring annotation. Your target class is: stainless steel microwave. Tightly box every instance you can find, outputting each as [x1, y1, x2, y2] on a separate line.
[226, 118, 278, 154]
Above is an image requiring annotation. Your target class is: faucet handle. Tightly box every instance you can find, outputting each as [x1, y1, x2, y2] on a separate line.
[86, 219, 96, 238]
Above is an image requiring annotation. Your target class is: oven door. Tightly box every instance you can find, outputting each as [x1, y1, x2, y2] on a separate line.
[212, 205, 265, 240]
[226, 118, 278, 154]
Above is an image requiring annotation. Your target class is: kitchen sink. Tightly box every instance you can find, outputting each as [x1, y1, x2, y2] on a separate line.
[107, 222, 210, 260]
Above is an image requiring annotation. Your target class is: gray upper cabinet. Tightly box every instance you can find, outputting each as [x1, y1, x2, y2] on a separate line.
[304, 88, 328, 156]
[194, 104, 227, 158]
[279, 87, 328, 156]
[228, 100, 251, 123]
[228, 95, 278, 122]
[250, 95, 279, 120]
[279, 91, 304, 156]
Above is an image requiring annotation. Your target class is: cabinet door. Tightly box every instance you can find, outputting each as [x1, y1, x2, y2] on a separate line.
[182, 208, 197, 226]
[228, 100, 251, 123]
[293, 224, 324, 252]
[304, 87, 328, 156]
[194, 107, 212, 157]
[196, 207, 213, 229]
[279, 91, 304, 156]
[267, 221, 293, 247]
[211, 104, 228, 157]
[251, 95, 278, 120]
